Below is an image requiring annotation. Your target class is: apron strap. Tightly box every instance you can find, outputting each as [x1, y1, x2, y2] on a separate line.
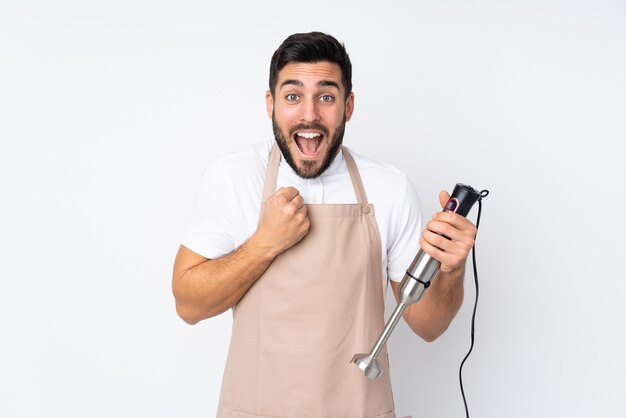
[342, 147, 368, 205]
[261, 143, 369, 205]
[261, 144, 282, 202]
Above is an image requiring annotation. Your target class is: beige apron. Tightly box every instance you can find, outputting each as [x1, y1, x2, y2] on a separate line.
[217, 144, 396, 418]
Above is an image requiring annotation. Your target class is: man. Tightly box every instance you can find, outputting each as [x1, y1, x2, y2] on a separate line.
[173, 32, 477, 417]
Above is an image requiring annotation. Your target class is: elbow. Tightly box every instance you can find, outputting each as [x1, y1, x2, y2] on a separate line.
[172, 276, 203, 325]
[172, 285, 204, 325]
[411, 322, 449, 343]
[420, 330, 443, 343]
[172, 275, 230, 324]
[173, 293, 228, 324]
[176, 303, 229, 324]
[175, 301, 201, 325]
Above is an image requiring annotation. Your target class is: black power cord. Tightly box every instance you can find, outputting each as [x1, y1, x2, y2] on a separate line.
[459, 190, 489, 418]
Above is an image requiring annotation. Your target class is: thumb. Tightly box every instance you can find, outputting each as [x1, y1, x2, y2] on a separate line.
[438, 190, 451, 210]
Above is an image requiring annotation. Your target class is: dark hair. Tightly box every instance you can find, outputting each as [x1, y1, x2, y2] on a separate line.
[269, 32, 352, 98]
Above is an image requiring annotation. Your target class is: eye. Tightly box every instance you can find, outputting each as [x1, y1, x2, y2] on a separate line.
[319, 94, 334, 103]
[286, 93, 300, 101]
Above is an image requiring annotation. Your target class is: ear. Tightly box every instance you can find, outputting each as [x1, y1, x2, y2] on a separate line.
[265, 90, 274, 119]
[344, 92, 355, 122]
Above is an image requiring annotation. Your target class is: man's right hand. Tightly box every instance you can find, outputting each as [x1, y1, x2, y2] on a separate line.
[172, 187, 310, 324]
[252, 187, 310, 258]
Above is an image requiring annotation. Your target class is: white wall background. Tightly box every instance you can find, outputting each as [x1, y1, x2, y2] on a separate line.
[1, 0, 625, 417]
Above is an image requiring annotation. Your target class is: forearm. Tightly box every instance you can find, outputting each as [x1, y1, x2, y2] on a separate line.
[172, 236, 276, 324]
[402, 194, 476, 341]
[401, 266, 465, 342]
[173, 187, 310, 325]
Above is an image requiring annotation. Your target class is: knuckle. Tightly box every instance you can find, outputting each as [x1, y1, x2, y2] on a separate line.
[436, 234, 449, 247]
[296, 210, 310, 224]
[285, 203, 297, 216]
[439, 223, 453, 236]
[438, 214, 449, 222]
[463, 237, 475, 250]
[274, 194, 287, 206]
[420, 238, 436, 256]
[428, 232, 442, 246]
[286, 186, 299, 197]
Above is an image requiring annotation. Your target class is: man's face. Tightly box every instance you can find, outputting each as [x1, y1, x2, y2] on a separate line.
[266, 61, 354, 179]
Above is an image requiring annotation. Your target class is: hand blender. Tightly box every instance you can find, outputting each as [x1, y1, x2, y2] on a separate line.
[351, 183, 483, 379]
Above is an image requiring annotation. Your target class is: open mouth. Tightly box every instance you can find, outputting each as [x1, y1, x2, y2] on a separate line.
[293, 131, 324, 158]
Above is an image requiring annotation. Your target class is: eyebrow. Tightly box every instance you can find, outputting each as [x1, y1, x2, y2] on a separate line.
[317, 80, 340, 89]
[279, 79, 341, 90]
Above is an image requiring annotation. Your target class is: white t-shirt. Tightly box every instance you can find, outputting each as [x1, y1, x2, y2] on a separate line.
[183, 141, 423, 287]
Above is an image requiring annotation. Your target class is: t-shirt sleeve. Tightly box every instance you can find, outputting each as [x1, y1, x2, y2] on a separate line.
[386, 174, 423, 282]
[182, 160, 236, 259]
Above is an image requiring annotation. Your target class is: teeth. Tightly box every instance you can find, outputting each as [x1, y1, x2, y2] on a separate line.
[296, 132, 321, 139]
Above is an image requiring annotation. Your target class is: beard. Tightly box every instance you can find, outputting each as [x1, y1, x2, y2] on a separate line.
[272, 113, 346, 179]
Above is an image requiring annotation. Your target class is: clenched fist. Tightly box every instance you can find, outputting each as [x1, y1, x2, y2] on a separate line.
[253, 187, 310, 258]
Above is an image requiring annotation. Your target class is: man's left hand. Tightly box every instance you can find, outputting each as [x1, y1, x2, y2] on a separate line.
[419, 191, 477, 274]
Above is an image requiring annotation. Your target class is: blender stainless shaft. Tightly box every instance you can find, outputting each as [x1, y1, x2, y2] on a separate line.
[351, 250, 440, 379]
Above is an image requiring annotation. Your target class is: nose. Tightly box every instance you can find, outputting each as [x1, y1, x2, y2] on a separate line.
[299, 97, 320, 122]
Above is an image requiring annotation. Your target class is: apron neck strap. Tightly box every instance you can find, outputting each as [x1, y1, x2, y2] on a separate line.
[262, 144, 281, 202]
[342, 146, 369, 205]
[262, 143, 369, 205]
